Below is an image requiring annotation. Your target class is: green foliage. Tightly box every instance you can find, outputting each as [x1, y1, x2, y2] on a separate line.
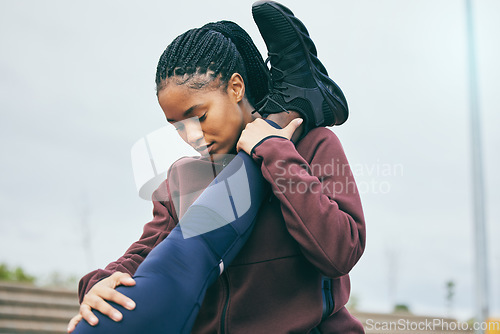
[446, 280, 455, 301]
[393, 303, 411, 314]
[0, 263, 35, 283]
[0, 263, 78, 289]
[0, 263, 9, 280]
[445, 279, 455, 315]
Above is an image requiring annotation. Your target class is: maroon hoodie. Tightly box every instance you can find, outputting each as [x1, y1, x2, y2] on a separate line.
[78, 127, 366, 333]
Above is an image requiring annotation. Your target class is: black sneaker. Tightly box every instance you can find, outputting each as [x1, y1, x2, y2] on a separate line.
[252, 0, 348, 132]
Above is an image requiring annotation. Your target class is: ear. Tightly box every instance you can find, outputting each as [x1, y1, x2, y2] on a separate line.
[227, 73, 246, 103]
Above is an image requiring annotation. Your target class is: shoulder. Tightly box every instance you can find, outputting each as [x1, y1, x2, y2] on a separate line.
[153, 155, 216, 218]
[151, 155, 203, 202]
[296, 127, 344, 161]
[164, 154, 219, 196]
[300, 127, 342, 146]
[167, 155, 214, 182]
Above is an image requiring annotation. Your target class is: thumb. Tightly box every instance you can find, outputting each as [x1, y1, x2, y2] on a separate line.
[119, 274, 136, 286]
[283, 118, 303, 138]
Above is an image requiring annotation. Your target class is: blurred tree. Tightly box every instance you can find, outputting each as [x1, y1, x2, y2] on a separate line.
[0, 262, 35, 283]
[0, 263, 9, 280]
[446, 280, 455, 316]
[393, 303, 411, 314]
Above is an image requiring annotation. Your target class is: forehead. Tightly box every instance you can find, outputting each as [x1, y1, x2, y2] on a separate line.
[158, 83, 210, 119]
[158, 82, 197, 108]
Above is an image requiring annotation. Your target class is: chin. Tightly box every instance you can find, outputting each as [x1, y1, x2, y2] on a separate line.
[209, 147, 237, 164]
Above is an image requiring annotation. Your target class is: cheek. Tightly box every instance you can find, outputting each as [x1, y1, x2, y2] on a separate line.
[207, 104, 242, 136]
[225, 109, 244, 139]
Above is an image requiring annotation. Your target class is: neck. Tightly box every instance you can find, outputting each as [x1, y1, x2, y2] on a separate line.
[241, 99, 261, 125]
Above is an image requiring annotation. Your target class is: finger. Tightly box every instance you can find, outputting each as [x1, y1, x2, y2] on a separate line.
[118, 274, 136, 287]
[102, 288, 136, 311]
[256, 117, 272, 127]
[67, 314, 82, 333]
[84, 295, 123, 323]
[283, 118, 303, 138]
[85, 291, 126, 320]
[108, 272, 129, 286]
[80, 303, 100, 326]
[88, 277, 136, 311]
[93, 297, 123, 322]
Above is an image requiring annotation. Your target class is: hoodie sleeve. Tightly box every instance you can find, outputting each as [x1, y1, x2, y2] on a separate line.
[77, 181, 178, 303]
[250, 127, 366, 278]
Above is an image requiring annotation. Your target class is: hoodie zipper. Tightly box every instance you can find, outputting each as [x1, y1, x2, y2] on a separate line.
[321, 277, 333, 320]
[220, 271, 230, 334]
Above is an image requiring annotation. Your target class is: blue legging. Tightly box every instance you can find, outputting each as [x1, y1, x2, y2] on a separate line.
[73, 121, 281, 334]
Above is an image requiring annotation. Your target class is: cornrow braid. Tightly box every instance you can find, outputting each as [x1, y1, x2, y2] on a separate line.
[155, 21, 270, 106]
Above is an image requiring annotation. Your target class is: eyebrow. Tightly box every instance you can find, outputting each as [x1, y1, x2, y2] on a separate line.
[166, 104, 203, 123]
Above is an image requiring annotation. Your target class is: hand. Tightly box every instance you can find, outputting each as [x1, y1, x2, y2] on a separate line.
[265, 111, 305, 143]
[67, 272, 136, 333]
[264, 110, 302, 130]
[236, 117, 303, 155]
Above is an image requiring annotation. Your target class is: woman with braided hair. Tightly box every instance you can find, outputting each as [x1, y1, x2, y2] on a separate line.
[69, 3, 366, 333]
[69, 20, 292, 334]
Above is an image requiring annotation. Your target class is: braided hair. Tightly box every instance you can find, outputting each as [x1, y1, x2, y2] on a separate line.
[155, 21, 269, 107]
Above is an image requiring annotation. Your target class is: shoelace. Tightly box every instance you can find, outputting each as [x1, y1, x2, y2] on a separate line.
[252, 49, 292, 116]
[252, 51, 307, 116]
[252, 35, 316, 116]
[252, 85, 290, 116]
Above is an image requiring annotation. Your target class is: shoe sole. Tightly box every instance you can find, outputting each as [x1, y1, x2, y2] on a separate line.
[252, 0, 348, 126]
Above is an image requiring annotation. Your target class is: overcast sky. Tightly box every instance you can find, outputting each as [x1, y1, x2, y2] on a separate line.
[1, 0, 499, 321]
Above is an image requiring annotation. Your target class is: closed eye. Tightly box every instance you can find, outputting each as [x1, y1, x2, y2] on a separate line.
[170, 112, 206, 131]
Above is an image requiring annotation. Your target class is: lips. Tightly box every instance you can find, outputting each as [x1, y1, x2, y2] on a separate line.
[195, 143, 214, 154]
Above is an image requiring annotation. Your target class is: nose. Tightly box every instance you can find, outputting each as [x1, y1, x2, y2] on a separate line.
[182, 118, 205, 148]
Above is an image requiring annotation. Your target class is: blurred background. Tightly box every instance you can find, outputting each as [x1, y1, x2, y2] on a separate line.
[0, 0, 498, 322]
